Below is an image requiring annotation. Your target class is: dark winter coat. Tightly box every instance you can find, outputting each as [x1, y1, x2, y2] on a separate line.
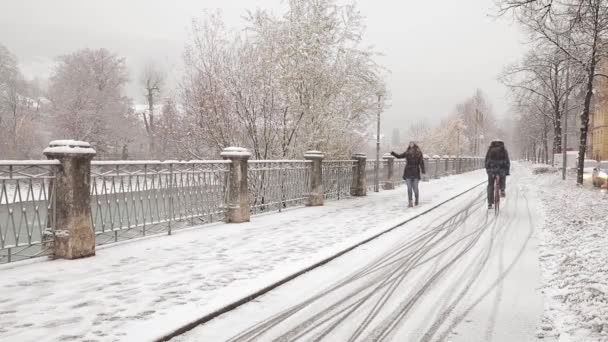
[485, 141, 511, 176]
[392, 147, 426, 180]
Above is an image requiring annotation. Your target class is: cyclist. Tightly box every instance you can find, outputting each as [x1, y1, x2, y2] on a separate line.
[485, 139, 510, 209]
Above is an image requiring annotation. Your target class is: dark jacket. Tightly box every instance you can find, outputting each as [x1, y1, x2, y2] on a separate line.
[392, 147, 425, 180]
[485, 141, 510, 175]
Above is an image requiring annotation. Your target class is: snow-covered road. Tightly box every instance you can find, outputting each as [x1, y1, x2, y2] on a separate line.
[0, 170, 491, 342]
[175, 165, 544, 342]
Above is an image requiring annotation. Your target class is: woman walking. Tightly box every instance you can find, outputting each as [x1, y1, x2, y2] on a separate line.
[391, 142, 425, 208]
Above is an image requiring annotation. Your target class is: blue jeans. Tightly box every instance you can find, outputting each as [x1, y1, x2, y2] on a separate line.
[405, 178, 419, 202]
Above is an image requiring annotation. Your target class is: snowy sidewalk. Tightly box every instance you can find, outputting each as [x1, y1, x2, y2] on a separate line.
[535, 171, 608, 341]
[0, 170, 485, 342]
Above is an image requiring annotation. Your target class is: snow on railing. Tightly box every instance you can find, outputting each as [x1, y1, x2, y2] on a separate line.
[0, 162, 56, 263]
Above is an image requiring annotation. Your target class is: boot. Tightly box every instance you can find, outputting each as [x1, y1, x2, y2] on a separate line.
[408, 200, 414, 208]
[500, 190, 506, 198]
[415, 197, 419, 206]
[488, 203, 493, 209]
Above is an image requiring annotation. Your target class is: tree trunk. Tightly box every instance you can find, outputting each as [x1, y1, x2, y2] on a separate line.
[577, 65, 597, 184]
[554, 120, 562, 155]
[147, 90, 156, 156]
[543, 117, 549, 164]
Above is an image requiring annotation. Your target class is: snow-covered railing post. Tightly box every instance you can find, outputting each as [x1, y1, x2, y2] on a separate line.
[221, 147, 251, 223]
[43, 140, 96, 259]
[304, 151, 324, 206]
[351, 153, 367, 196]
[382, 153, 395, 190]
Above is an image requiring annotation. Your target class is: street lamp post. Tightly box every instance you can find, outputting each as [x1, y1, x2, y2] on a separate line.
[562, 61, 571, 180]
[375, 93, 382, 192]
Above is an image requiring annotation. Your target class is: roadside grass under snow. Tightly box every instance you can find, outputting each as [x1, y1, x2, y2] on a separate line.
[536, 172, 608, 341]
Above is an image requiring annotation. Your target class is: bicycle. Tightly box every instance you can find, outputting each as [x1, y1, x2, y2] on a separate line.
[493, 174, 501, 216]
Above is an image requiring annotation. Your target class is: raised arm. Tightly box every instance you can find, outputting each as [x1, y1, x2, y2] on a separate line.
[391, 151, 406, 159]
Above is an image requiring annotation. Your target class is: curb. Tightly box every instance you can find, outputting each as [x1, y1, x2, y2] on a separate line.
[156, 180, 486, 341]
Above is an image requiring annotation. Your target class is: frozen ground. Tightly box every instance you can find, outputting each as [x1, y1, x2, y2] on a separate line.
[175, 164, 544, 341]
[536, 172, 608, 341]
[0, 170, 486, 342]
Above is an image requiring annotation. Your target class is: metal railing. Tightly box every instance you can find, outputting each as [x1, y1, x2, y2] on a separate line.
[90, 160, 230, 244]
[323, 160, 354, 200]
[0, 154, 486, 264]
[366, 160, 387, 191]
[248, 161, 311, 214]
[0, 161, 58, 263]
[393, 160, 406, 185]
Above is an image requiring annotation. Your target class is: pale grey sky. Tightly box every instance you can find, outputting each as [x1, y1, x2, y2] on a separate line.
[0, 0, 526, 131]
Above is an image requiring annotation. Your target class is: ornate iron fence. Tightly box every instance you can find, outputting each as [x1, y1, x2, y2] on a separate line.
[322, 160, 354, 200]
[90, 161, 230, 245]
[248, 161, 311, 214]
[0, 161, 58, 263]
[366, 160, 387, 191]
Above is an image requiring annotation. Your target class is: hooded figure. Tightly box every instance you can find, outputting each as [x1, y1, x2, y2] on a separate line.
[485, 140, 510, 208]
[391, 142, 425, 207]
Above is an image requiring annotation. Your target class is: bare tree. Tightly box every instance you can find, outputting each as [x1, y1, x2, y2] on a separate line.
[139, 63, 165, 156]
[499, 0, 608, 183]
[456, 89, 493, 155]
[501, 45, 583, 161]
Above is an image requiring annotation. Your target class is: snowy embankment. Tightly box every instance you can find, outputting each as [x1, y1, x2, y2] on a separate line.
[536, 172, 608, 341]
[0, 170, 485, 342]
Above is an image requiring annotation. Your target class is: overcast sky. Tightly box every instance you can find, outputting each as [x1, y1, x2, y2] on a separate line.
[0, 0, 526, 131]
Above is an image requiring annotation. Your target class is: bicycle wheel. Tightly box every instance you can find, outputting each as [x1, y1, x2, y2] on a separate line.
[494, 175, 500, 215]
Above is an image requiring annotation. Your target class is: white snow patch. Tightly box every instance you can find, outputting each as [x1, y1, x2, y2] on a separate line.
[535, 172, 608, 341]
[43, 140, 96, 155]
[220, 147, 251, 158]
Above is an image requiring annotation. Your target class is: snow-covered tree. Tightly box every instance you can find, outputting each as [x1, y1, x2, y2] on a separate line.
[180, 1, 386, 160]
[501, 45, 583, 158]
[0, 43, 43, 158]
[499, 0, 608, 183]
[47, 48, 135, 158]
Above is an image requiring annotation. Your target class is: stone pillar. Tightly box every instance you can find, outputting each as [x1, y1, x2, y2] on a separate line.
[43, 140, 96, 259]
[221, 147, 251, 223]
[351, 153, 367, 196]
[382, 153, 395, 190]
[304, 151, 324, 206]
[422, 154, 430, 182]
[432, 155, 441, 179]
